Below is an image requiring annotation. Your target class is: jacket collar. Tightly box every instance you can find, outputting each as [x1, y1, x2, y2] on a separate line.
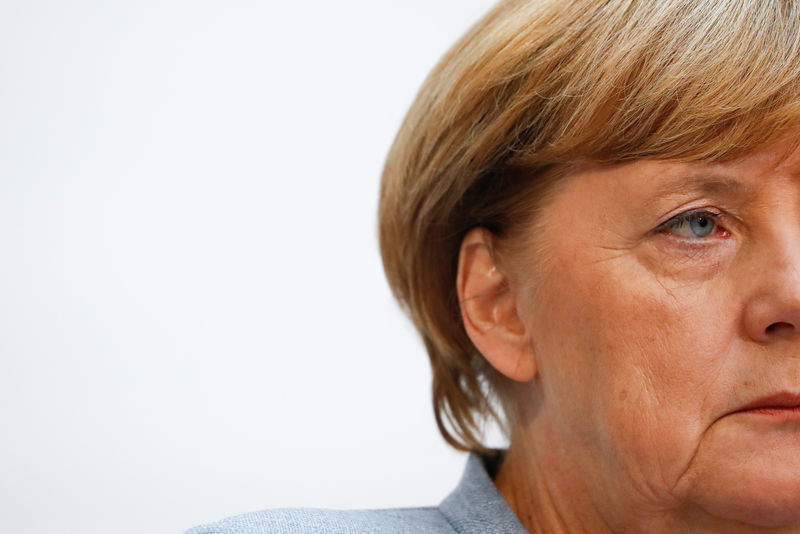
[438, 450, 527, 534]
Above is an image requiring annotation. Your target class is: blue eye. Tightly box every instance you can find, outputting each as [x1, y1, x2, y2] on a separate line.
[660, 210, 719, 239]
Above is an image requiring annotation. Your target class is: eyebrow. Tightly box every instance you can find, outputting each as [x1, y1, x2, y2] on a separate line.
[648, 174, 749, 200]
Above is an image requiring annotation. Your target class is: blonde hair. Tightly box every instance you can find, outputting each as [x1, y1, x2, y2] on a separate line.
[378, 0, 800, 452]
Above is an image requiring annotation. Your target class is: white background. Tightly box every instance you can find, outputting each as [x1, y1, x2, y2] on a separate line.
[0, 1, 502, 533]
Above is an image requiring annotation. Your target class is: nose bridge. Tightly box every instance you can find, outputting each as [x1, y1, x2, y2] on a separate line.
[767, 212, 800, 291]
[765, 231, 800, 290]
[743, 217, 800, 342]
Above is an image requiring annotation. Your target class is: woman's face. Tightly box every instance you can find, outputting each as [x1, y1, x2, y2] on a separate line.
[512, 141, 800, 531]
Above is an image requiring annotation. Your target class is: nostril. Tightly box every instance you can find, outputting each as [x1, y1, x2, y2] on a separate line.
[766, 322, 794, 333]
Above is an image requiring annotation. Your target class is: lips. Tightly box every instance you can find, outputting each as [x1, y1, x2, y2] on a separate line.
[734, 392, 800, 416]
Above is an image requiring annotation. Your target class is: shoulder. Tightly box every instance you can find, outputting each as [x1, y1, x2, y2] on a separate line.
[184, 506, 456, 534]
[184, 452, 524, 534]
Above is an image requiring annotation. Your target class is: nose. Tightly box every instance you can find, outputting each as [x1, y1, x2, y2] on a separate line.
[743, 242, 800, 343]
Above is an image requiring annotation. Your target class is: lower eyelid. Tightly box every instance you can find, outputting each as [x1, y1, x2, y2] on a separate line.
[656, 226, 733, 253]
[650, 237, 727, 267]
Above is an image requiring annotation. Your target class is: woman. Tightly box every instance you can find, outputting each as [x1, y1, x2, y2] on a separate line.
[188, 0, 800, 532]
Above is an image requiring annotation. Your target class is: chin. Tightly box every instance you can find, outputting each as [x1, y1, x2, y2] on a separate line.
[679, 415, 800, 527]
[689, 462, 800, 528]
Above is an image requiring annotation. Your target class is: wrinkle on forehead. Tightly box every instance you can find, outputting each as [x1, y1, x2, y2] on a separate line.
[580, 140, 800, 209]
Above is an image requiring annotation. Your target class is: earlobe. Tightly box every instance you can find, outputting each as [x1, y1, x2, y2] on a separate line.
[457, 227, 537, 382]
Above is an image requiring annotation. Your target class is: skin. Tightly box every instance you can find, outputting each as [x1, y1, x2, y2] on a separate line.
[457, 141, 800, 533]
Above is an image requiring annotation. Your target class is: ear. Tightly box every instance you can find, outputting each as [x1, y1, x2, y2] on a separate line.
[457, 227, 537, 382]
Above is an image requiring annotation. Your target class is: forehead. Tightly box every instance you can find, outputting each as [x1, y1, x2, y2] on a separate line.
[713, 140, 800, 177]
[570, 140, 800, 201]
[652, 141, 800, 198]
[518, 140, 800, 237]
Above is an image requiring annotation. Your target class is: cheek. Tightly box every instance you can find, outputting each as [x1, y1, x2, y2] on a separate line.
[528, 256, 740, 491]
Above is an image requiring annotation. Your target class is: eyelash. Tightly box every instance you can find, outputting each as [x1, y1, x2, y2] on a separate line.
[656, 209, 732, 240]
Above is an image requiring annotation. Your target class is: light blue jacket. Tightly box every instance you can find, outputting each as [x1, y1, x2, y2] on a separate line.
[185, 451, 527, 533]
